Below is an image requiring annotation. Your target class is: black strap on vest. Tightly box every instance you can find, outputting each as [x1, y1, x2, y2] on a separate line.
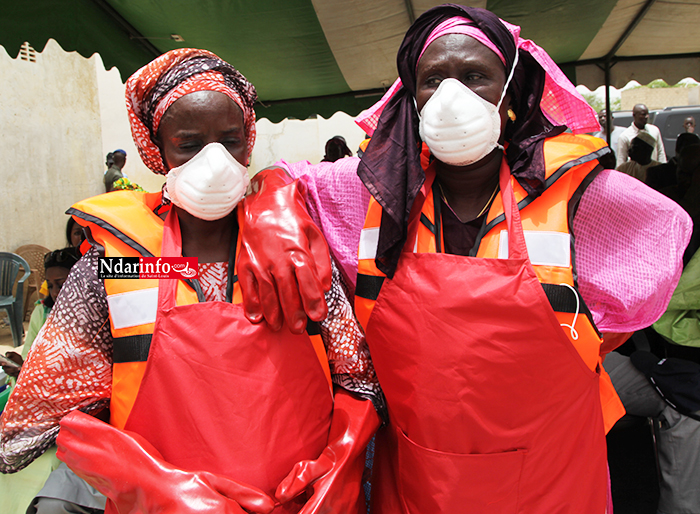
[113, 334, 152, 363]
[355, 274, 386, 302]
[540, 283, 598, 333]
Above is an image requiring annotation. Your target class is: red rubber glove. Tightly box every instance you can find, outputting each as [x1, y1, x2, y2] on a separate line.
[275, 389, 380, 513]
[239, 167, 332, 334]
[56, 411, 275, 514]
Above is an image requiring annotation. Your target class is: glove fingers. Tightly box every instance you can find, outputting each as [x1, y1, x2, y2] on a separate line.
[237, 260, 265, 324]
[275, 458, 334, 504]
[201, 472, 276, 514]
[254, 269, 284, 332]
[276, 267, 309, 335]
[293, 259, 328, 325]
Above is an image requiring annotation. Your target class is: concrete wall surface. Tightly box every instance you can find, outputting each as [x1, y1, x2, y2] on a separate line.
[621, 86, 700, 111]
[1, 41, 368, 255]
[0, 40, 104, 253]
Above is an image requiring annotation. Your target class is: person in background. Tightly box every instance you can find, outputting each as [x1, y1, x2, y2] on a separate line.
[684, 116, 696, 133]
[662, 144, 700, 219]
[37, 219, 86, 301]
[646, 132, 700, 191]
[103, 150, 126, 192]
[356, 136, 370, 158]
[616, 131, 659, 182]
[603, 347, 700, 514]
[321, 135, 353, 162]
[617, 103, 666, 167]
[2, 248, 81, 379]
[592, 108, 625, 158]
[66, 217, 85, 250]
[103, 152, 113, 175]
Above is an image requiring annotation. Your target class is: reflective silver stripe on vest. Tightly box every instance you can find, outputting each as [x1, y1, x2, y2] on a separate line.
[107, 288, 158, 329]
[359, 227, 380, 260]
[497, 230, 571, 267]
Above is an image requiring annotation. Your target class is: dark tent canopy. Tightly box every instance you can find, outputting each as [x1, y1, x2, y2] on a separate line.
[2, 0, 698, 122]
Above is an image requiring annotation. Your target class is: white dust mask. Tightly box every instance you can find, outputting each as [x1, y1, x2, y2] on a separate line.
[419, 79, 503, 166]
[166, 142, 249, 221]
[418, 52, 518, 166]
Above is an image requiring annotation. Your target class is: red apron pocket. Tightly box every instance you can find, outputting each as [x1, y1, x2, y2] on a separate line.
[396, 425, 526, 514]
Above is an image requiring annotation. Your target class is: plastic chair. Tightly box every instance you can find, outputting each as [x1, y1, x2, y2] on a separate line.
[0, 252, 30, 347]
[14, 244, 50, 321]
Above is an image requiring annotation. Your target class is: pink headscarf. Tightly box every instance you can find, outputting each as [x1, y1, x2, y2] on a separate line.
[356, 16, 599, 136]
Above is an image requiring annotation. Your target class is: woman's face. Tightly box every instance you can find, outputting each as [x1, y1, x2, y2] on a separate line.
[46, 266, 70, 304]
[415, 34, 509, 132]
[70, 223, 84, 247]
[157, 90, 247, 169]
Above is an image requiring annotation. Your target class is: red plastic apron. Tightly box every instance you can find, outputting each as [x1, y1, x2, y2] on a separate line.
[120, 210, 333, 514]
[366, 161, 608, 514]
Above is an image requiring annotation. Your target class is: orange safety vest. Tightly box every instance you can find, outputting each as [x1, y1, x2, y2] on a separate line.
[355, 133, 625, 433]
[68, 191, 331, 429]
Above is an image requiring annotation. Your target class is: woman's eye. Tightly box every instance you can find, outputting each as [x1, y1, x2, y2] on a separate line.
[425, 77, 442, 86]
[222, 139, 241, 149]
[178, 142, 201, 151]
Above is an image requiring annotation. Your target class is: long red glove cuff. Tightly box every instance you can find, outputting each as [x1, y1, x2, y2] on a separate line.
[275, 388, 380, 505]
[240, 167, 332, 333]
[249, 166, 295, 193]
[57, 411, 275, 514]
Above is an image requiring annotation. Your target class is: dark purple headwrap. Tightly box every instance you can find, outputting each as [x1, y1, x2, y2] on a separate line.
[357, 4, 564, 277]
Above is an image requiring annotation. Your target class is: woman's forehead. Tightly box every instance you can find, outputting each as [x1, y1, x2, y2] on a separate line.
[418, 34, 505, 71]
[160, 91, 243, 129]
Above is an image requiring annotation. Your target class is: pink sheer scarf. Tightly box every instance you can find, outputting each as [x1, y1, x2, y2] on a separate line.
[356, 15, 599, 136]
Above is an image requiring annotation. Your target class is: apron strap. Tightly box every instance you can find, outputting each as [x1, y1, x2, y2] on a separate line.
[431, 180, 443, 254]
[499, 158, 529, 262]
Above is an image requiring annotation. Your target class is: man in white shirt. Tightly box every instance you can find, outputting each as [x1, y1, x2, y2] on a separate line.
[592, 109, 625, 160]
[617, 104, 667, 167]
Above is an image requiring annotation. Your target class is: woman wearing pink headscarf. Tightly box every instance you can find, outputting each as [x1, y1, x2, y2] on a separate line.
[238, 5, 691, 513]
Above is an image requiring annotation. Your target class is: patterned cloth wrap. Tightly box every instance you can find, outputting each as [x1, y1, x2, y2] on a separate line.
[126, 48, 258, 172]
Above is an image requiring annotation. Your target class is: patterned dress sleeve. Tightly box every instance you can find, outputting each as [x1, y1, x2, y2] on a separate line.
[319, 260, 386, 419]
[0, 248, 112, 473]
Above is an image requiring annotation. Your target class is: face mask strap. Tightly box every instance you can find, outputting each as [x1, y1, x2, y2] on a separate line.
[496, 48, 519, 111]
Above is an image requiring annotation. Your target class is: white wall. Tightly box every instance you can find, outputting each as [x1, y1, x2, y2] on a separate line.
[1, 41, 367, 255]
[250, 112, 367, 172]
[0, 40, 104, 253]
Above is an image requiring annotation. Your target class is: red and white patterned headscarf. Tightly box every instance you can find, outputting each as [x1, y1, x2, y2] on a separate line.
[126, 48, 258, 173]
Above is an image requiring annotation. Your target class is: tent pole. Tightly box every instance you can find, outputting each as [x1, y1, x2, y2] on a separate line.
[404, 0, 415, 24]
[605, 60, 611, 145]
[90, 0, 161, 59]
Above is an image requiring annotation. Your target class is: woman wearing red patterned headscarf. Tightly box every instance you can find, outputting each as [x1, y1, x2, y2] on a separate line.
[0, 49, 383, 514]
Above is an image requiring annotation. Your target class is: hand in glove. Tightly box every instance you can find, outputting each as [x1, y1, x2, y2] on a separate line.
[275, 389, 380, 514]
[238, 167, 332, 334]
[57, 411, 275, 514]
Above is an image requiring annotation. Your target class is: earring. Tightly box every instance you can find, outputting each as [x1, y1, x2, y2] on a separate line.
[507, 109, 517, 122]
